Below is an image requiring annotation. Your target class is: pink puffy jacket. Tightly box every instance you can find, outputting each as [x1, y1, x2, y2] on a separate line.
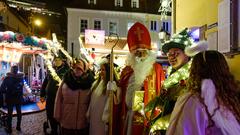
[54, 83, 91, 129]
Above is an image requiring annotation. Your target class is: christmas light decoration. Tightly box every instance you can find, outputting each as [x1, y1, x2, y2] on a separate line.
[0, 31, 48, 49]
[39, 53, 62, 84]
[163, 60, 191, 89]
[150, 115, 170, 132]
[37, 33, 74, 84]
[52, 33, 73, 62]
[148, 61, 192, 133]
[79, 36, 94, 63]
[24, 79, 32, 93]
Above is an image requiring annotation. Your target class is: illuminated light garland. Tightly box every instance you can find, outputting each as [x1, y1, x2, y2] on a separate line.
[38, 40, 70, 84]
[60, 47, 73, 62]
[150, 115, 170, 133]
[38, 34, 72, 84]
[163, 60, 192, 89]
[149, 61, 192, 133]
[49, 41, 73, 63]
[39, 53, 62, 84]
[39, 41, 72, 84]
[79, 37, 94, 63]
[0, 31, 48, 49]
[0, 31, 70, 84]
[23, 79, 32, 93]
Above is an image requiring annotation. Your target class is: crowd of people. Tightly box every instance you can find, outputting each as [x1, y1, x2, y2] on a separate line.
[0, 22, 239, 135]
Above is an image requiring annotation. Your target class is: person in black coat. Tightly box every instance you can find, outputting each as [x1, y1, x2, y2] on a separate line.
[40, 57, 69, 135]
[0, 65, 24, 133]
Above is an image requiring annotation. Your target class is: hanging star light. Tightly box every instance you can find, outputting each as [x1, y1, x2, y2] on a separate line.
[158, 0, 172, 20]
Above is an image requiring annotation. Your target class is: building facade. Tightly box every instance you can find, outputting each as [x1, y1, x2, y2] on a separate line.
[175, 0, 240, 80]
[0, 7, 30, 34]
[66, 0, 171, 59]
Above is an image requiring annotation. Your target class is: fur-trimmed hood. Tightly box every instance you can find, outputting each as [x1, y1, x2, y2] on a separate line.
[6, 72, 24, 79]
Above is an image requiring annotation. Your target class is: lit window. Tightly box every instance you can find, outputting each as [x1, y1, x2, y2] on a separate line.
[109, 22, 117, 35]
[150, 21, 157, 31]
[88, 0, 96, 4]
[115, 0, 123, 7]
[133, 2, 137, 8]
[162, 21, 170, 33]
[80, 19, 88, 33]
[131, 0, 139, 8]
[94, 20, 101, 30]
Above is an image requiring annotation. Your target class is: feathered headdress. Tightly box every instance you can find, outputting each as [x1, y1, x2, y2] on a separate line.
[185, 40, 208, 57]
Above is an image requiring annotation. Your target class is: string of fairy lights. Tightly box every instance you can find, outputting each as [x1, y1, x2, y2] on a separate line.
[39, 53, 62, 84]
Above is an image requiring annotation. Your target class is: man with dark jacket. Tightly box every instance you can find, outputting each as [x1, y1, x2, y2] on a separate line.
[40, 57, 69, 135]
[0, 65, 24, 133]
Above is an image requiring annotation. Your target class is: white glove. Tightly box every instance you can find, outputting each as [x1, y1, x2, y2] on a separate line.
[139, 103, 146, 118]
[107, 81, 117, 92]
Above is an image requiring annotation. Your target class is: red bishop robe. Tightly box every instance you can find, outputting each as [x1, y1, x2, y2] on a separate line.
[118, 63, 165, 135]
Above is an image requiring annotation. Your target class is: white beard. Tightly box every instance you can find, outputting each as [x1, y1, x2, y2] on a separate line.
[125, 51, 157, 108]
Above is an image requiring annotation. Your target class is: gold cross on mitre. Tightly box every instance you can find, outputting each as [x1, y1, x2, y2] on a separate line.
[134, 27, 144, 41]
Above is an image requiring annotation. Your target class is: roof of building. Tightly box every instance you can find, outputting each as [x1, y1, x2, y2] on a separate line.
[65, 0, 169, 15]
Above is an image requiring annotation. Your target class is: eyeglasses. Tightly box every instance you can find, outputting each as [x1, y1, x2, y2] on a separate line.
[166, 50, 182, 57]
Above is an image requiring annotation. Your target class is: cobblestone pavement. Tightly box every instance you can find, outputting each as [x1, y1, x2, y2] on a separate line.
[0, 111, 47, 135]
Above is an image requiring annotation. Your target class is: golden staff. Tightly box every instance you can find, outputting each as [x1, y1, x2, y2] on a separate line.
[108, 33, 119, 135]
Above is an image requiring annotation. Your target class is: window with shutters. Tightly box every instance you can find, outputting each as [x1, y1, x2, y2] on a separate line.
[94, 20, 101, 30]
[80, 19, 88, 33]
[131, 0, 139, 8]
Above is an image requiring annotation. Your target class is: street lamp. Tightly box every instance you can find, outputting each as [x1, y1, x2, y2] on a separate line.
[159, 29, 167, 41]
[159, 28, 170, 42]
[32, 19, 42, 35]
[34, 19, 42, 27]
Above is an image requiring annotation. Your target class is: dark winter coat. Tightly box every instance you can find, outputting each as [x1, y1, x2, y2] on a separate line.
[0, 72, 24, 105]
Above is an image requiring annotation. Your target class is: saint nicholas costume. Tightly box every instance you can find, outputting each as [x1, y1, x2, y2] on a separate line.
[119, 22, 165, 135]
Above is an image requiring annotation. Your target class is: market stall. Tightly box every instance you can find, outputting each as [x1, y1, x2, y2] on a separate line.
[0, 31, 48, 114]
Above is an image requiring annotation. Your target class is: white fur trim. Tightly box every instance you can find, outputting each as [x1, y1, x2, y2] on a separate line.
[125, 51, 156, 108]
[97, 58, 108, 66]
[185, 40, 208, 57]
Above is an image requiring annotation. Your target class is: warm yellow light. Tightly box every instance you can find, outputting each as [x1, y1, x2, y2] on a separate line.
[34, 19, 42, 26]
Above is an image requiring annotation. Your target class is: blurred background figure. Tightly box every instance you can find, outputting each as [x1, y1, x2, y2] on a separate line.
[54, 58, 95, 135]
[0, 65, 24, 133]
[40, 56, 69, 135]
